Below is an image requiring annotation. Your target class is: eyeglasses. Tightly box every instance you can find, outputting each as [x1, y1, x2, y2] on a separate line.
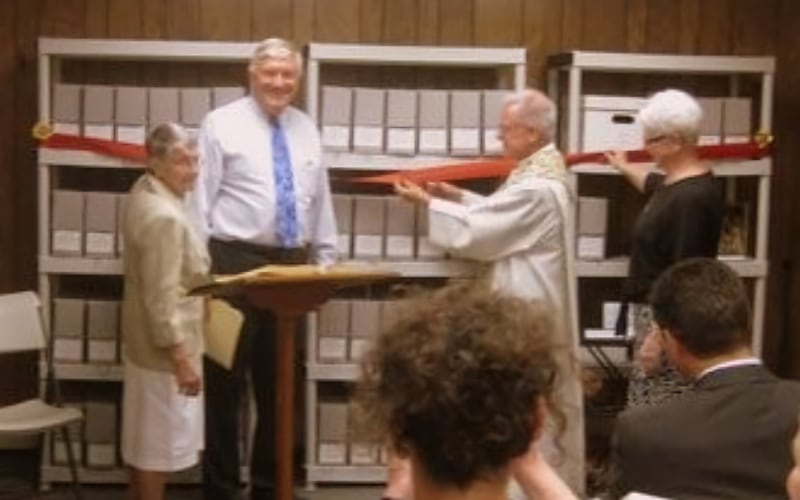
[644, 135, 668, 146]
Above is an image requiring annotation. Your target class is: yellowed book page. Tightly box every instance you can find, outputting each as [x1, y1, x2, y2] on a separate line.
[204, 299, 244, 370]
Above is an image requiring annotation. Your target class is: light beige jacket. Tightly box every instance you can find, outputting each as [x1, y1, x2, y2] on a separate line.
[122, 174, 210, 372]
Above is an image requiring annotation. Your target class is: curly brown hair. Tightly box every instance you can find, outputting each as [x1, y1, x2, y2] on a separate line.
[354, 283, 567, 490]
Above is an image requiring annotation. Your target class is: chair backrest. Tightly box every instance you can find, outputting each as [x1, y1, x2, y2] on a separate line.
[0, 291, 45, 354]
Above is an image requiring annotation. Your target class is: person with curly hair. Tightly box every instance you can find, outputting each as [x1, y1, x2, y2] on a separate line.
[354, 284, 578, 500]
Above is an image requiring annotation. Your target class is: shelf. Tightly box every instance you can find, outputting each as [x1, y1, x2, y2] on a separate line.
[548, 51, 775, 74]
[308, 43, 525, 67]
[42, 465, 201, 484]
[577, 258, 766, 278]
[39, 148, 144, 169]
[570, 158, 771, 177]
[49, 363, 123, 381]
[325, 151, 491, 171]
[40, 38, 255, 62]
[378, 260, 475, 278]
[307, 363, 359, 381]
[305, 465, 385, 483]
[40, 256, 123, 275]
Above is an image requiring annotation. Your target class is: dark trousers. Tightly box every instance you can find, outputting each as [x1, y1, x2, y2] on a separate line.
[203, 238, 308, 500]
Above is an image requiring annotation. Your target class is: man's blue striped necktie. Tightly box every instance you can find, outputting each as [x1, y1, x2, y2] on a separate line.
[270, 116, 298, 248]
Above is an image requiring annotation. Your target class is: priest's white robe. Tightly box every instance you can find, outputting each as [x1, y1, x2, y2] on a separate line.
[426, 144, 585, 496]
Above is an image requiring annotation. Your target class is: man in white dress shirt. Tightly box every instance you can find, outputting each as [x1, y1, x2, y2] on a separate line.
[191, 38, 337, 500]
[395, 88, 584, 496]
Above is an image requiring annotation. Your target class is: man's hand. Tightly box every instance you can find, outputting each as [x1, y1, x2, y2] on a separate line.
[394, 179, 431, 205]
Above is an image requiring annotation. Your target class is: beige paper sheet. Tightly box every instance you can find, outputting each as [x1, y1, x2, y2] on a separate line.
[204, 299, 244, 370]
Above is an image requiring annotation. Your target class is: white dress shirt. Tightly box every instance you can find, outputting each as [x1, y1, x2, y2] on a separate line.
[192, 96, 337, 265]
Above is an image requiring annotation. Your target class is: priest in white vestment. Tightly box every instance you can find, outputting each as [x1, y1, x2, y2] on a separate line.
[394, 88, 584, 498]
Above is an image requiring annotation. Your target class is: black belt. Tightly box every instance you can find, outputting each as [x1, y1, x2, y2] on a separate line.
[209, 238, 310, 264]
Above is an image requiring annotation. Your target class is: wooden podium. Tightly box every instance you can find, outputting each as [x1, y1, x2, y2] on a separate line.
[193, 264, 397, 500]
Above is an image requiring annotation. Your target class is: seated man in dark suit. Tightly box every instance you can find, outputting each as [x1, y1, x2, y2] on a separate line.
[609, 257, 800, 500]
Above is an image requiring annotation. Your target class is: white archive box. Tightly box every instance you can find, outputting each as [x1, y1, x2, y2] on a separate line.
[696, 97, 723, 146]
[212, 86, 245, 108]
[84, 192, 118, 258]
[602, 301, 635, 337]
[51, 402, 84, 465]
[114, 86, 147, 145]
[115, 193, 129, 256]
[577, 197, 608, 260]
[415, 204, 446, 260]
[180, 88, 212, 134]
[84, 400, 118, 468]
[82, 85, 115, 140]
[418, 90, 448, 155]
[52, 298, 86, 363]
[332, 194, 354, 258]
[317, 401, 348, 465]
[148, 87, 180, 128]
[449, 90, 481, 156]
[581, 95, 646, 152]
[353, 196, 386, 259]
[321, 86, 353, 151]
[317, 300, 350, 362]
[482, 90, 506, 155]
[352, 88, 385, 154]
[51, 190, 85, 256]
[51, 83, 82, 135]
[349, 299, 381, 361]
[386, 89, 417, 155]
[86, 300, 120, 364]
[722, 97, 752, 144]
[384, 197, 415, 259]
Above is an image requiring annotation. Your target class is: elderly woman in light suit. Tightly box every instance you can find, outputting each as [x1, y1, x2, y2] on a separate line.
[121, 123, 210, 500]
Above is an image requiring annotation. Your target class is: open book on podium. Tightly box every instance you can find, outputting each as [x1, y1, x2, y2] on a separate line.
[193, 263, 398, 369]
[189, 263, 397, 296]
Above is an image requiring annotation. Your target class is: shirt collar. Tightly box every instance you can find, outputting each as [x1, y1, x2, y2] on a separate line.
[696, 357, 761, 381]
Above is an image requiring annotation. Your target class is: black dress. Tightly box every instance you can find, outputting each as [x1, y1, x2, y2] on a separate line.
[625, 171, 724, 406]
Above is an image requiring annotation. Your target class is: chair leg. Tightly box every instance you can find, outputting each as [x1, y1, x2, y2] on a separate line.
[60, 426, 83, 500]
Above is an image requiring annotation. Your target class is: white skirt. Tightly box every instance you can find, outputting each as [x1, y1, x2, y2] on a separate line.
[121, 359, 204, 472]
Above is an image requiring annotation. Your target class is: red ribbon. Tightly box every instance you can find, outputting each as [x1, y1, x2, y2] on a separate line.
[352, 141, 771, 185]
[36, 132, 771, 185]
[39, 133, 147, 163]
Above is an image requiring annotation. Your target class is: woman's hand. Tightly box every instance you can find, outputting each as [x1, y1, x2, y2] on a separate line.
[171, 342, 201, 396]
[425, 181, 462, 203]
[637, 330, 664, 375]
[604, 149, 629, 171]
[394, 179, 431, 205]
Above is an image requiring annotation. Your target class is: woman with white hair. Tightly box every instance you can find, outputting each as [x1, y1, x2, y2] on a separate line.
[605, 89, 725, 407]
[121, 123, 210, 500]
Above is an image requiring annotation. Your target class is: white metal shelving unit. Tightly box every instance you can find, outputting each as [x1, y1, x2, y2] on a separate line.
[36, 37, 259, 487]
[302, 42, 526, 489]
[547, 50, 775, 356]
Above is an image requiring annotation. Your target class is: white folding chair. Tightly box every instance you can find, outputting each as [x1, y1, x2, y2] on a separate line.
[0, 291, 83, 499]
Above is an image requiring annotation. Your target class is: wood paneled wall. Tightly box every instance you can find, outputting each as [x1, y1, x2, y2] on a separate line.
[0, 0, 799, 377]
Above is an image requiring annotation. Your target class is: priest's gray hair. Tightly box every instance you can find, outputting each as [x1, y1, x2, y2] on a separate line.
[250, 37, 303, 76]
[503, 89, 557, 141]
[639, 89, 703, 145]
[146, 122, 196, 169]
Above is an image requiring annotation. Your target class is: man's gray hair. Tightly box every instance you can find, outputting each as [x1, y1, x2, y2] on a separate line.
[638, 89, 703, 144]
[250, 38, 303, 75]
[503, 89, 557, 141]
[146, 122, 195, 168]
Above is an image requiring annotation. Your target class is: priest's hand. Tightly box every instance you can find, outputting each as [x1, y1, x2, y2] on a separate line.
[425, 181, 463, 203]
[395, 179, 431, 205]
